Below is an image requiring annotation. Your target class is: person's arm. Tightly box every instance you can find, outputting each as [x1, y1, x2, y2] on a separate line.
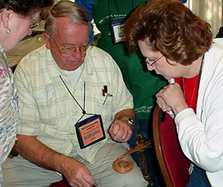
[174, 71, 223, 172]
[156, 83, 188, 114]
[114, 108, 135, 121]
[15, 135, 94, 187]
[109, 109, 135, 142]
[15, 135, 66, 171]
[13, 63, 63, 172]
[75, 0, 95, 43]
[75, 0, 94, 21]
[0, 58, 16, 163]
[14, 60, 95, 187]
[104, 52, 135, 142]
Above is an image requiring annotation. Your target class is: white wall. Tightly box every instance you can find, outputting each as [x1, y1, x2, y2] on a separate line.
[190, 0, 222, 36]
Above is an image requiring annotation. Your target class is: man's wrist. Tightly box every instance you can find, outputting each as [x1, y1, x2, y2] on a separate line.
[53, 153, 67, 173]
[115, 116, 135, 128]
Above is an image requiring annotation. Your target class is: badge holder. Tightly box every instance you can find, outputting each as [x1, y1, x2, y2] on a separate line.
[75, 114, 106, 149]
[111, 18, 126, 44]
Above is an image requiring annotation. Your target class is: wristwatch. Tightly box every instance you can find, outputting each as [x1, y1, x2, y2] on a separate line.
[127, 118, 135, 128]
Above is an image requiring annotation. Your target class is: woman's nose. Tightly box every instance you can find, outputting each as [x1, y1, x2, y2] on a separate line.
[146, 63, 155, 71]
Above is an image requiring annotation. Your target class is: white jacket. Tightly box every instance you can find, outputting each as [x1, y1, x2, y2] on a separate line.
[175, 39, 223, 187]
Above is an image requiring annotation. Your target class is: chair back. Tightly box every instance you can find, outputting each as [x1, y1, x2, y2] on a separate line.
[152, 105, 190, 187]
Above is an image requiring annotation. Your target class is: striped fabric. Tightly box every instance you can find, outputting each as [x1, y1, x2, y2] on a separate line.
[0, 45, 17, 165]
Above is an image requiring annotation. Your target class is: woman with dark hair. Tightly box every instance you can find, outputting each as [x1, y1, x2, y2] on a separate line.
[0, 0, 53, 183]
[125, 0, 223, 186]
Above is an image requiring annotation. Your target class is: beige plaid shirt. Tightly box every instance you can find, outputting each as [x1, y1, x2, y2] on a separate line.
[15, 45, 133, 163]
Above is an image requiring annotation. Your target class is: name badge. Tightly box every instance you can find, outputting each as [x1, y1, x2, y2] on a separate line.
[75, 114, 106, 149]
[111, 18, 126, 44]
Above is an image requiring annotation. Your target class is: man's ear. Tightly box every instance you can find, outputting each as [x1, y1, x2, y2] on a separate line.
[42, 32, 51, 49]
[0, 9, 13, 33]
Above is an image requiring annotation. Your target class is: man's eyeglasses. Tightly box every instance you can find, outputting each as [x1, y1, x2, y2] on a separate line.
[145, 55, 163, 66]
[51, 37, 88, 56]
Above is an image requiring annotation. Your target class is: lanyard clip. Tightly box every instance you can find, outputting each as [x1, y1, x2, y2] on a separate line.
[102, 85, 108, 96]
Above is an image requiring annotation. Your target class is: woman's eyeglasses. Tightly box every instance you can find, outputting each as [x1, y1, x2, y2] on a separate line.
[145, 55, 163, 66]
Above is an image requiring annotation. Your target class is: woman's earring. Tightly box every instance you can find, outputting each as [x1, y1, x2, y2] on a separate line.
[6, 28, 11, 34]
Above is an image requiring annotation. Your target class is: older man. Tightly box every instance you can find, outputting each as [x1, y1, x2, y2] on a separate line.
[2, 1, 147, 187]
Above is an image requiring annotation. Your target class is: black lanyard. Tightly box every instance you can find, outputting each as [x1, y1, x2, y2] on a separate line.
[59, 75, 86, 115]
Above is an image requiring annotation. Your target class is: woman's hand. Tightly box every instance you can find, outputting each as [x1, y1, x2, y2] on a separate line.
[156, 83, 188, 114]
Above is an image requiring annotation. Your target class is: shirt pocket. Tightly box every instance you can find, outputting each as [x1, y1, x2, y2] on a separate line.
[34, 84, 76, 127]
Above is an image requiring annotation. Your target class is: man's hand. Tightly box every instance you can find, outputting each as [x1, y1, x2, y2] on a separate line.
[15, 135, 95, 187]
[57, 156, 95, 187]
[109, 119, 133, 142]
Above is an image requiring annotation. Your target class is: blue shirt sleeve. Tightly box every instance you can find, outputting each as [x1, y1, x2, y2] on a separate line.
[75, 0, 95, 43]
[75, 0, 94, 21]
[180, 0, 188, 3]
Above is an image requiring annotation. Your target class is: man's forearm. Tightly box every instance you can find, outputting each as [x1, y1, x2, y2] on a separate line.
[15, 135, 66, 173]
[114, 109, 135, 121]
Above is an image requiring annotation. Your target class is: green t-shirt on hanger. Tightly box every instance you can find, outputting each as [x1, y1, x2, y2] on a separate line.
[93, 0, 167, 125]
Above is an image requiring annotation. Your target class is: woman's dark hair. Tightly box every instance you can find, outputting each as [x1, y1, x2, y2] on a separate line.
[0, 0, 53, 16]
[125, 0, 213, 65]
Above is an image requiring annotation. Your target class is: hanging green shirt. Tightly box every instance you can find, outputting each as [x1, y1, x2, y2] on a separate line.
[93, 0, 167, 120]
